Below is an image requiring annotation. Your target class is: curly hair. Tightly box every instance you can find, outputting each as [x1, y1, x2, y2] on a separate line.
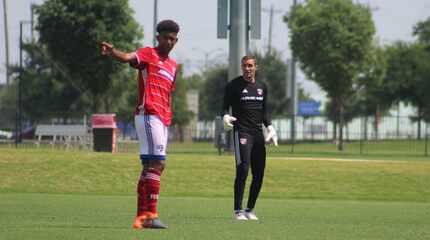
[156, 20, 180, 34]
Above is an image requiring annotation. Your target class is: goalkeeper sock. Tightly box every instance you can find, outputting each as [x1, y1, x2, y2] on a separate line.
[136, 169, 147, 216]
[144, 168, 161, 217]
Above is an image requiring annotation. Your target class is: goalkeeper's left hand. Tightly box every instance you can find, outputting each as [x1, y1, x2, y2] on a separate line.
[265, 125, 278, 146]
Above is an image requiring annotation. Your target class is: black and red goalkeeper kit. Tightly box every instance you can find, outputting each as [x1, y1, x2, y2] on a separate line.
[222, 76, 272, 212]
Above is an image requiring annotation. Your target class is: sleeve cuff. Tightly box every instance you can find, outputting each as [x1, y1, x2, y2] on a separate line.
[134, 52, 140, 65]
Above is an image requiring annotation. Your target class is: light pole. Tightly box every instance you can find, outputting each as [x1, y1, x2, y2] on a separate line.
[153, 0, 158, 47]
[15, 20, 31, 146]
[289, 0, 298, 149]
[3, 0, 10, 85]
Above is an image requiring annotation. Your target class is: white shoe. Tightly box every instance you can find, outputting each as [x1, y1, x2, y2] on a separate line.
[234, 211, 248, 220]
[245, 211, 258, 220]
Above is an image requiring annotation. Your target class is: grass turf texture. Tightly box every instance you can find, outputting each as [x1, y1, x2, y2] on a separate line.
[1, 147, 430, 239]
[5, 139, 429, 157]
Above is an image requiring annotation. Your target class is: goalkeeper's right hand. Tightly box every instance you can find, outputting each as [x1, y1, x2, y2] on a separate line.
[223, 114, 237, 130]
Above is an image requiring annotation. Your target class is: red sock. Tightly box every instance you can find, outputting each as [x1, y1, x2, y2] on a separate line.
[144, 168, 161, 216]
[136, 170, 147, 216]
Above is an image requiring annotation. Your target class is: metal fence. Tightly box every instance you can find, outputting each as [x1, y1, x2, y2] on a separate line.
[1, 114, 429, 157]
[192, 115, 430, 156]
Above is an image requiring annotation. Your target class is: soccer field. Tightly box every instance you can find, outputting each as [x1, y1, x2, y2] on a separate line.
[1, 148, 430, 239]
[1, 193, 430, 240]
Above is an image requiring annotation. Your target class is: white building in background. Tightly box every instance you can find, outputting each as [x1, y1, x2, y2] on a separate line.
[186, 90, 199, 122]
[185, 90, 199, 141]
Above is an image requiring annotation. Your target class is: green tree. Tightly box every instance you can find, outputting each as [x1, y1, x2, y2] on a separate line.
[0, 84, 16, 129]
[356, 44, 388, 139]
[286, 0, 375, 150]
[185, 73, 204, 90]
[35, 0, 142, 113]
[197, 52, 310, 121]
[414, 17, 430, 124]
[7, 43, 84, 122]
[253, 51, 289, 117]
[297, 83, 313, 102]
[324, 94, 361, 142]
[414, 17, 430, 47]
[198, 66, 229, 120]
[172, 65, 194, 142]
[385, 42, 430, 139]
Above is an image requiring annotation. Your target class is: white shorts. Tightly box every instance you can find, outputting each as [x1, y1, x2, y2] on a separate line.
[135, 114, 168, 164]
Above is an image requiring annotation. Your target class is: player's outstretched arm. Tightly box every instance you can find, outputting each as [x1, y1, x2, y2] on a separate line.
[101, 41, 137, 64]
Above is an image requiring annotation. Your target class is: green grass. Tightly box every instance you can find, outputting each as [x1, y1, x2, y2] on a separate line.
[1, 193, 430, 240]
[1, 147, 430, 239]
[4, 139, 429, 157]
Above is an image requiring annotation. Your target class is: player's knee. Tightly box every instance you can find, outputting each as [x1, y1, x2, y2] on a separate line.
[147, 160, 166, 173]
[252, 172, 264, 182]
[236, 170, 249, 182]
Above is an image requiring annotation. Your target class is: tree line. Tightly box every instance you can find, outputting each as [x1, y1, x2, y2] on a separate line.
[0, 0, 309, 135]
[286, 0, 430, 150]
[1, 0, 429, 149]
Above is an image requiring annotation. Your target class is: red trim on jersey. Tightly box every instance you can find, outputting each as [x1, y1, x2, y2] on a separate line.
[134, 47, 177, 126]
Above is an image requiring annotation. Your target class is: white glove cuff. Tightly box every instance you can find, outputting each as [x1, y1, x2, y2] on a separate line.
[267, 125, 275, 132]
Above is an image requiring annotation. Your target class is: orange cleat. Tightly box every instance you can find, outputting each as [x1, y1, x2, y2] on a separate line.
[132, 212, 159, 229]
[132, 215, 147, 229]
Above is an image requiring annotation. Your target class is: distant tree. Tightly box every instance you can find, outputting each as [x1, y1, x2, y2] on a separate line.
[253, 51, 289, 117]
[324, 94, 361, 142]
[184, 73, 204, 90]
[197, 51, 310, 120]
[297, 83, 313, 102]
[286, 0, 375, 150]
[414, 17, 430, 47]
[7, 43, 84, 122]
[0, 84, 16, 129]
[198, 66, 228, 120]
[35, 0, 142, 113]
[413, 18, 430, 125]
[172, 65, 194, 142]
[384, 42, 430, 139]
[356, 44, 389, 139]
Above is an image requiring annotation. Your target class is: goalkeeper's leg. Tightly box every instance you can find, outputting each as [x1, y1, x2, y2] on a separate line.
[246, 133, 266, 219]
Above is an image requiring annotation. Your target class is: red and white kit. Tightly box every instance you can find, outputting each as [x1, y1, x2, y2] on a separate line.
[133, 47, 177, 162]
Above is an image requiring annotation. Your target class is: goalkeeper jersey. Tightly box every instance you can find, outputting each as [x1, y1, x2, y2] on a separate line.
[223, 76, 271, 133]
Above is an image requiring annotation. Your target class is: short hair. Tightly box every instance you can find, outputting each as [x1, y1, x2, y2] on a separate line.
[241, 55, 257, 64]
[156, 20, 180, 34]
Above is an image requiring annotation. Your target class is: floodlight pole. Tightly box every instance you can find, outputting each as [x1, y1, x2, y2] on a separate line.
[290, 0, 298, 147]
[30, 4, 35, 42]
[16, 22, 23, 146]
[218, 0, 260, 152]
[226, 0, 248, 151]
[3, 0, 10, 85]
[153, 0, 158, 47]
[228, 0, 248, 80]
[15, 20, 31, 147]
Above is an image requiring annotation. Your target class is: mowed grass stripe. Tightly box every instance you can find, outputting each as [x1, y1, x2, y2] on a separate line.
[1, 149, 430, 202]
[272, 156, 412, 163]
[0, 193, 429, 240]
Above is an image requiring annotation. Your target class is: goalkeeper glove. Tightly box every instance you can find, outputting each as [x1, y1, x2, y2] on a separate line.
[264, 125, 278, 146]
[223, 114, 237, 130]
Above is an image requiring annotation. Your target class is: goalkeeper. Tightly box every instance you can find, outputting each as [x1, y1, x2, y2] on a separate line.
[222, 55, 278, 221]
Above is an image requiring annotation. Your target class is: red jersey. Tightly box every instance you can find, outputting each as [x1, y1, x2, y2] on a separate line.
[134, 47, 177, 126]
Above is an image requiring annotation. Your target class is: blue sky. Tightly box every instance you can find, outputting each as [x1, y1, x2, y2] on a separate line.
[1, 0, 430, 102]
